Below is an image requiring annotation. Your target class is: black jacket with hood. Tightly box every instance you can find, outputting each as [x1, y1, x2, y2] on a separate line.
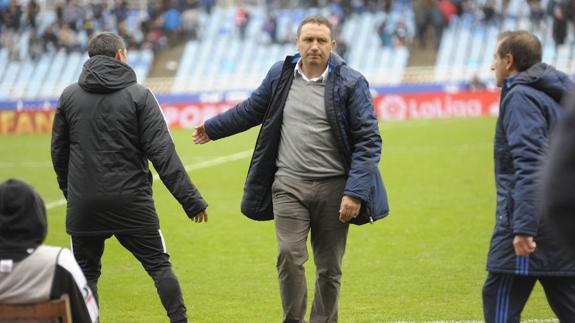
[541, 90, 575, 258]
[51, 55, 207, 236]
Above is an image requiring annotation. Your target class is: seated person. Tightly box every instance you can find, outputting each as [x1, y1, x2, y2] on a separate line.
[0, 179, 99, 323]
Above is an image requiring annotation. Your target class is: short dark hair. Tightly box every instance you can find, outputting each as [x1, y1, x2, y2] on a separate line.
[497, 30, 542, 72]
[296, 16, 334, 40]
[88, 32, 126, 58]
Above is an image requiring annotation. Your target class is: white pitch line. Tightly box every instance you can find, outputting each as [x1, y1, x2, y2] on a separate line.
[0, 161, 53, 168]
[46, 199, 67, 209]
[382, 320, 557, 323]
[46, 149, 253, 210]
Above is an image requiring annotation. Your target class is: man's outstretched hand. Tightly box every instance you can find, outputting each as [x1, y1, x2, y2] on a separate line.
[192, 124, 211, 144]
[192, 210, 208, 223]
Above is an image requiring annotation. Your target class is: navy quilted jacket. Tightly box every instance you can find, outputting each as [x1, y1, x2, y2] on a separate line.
[486, 62, 575, 275]
[204, 53, 389, 225]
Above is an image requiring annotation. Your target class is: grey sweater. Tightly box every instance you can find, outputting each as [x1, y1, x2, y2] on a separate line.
[276, 75, 345, 179]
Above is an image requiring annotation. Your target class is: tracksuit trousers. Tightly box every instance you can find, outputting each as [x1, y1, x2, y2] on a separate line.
[483, 272, 575, 323]
[71, 230, 187, 323]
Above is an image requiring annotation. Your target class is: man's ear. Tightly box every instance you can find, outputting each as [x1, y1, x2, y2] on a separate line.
[114, 48, 127, 63]
[505, 53, 514, 71]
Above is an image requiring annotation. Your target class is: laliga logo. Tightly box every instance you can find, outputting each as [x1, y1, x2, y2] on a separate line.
[378, 95, 407, 120]
[378, 94, 485, 120]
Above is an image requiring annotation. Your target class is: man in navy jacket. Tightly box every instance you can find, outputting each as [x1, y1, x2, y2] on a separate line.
[193, 16, 388, 323]
[483, 30, 575, 322]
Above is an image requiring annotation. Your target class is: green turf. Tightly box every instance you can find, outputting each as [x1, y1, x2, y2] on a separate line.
[0, 117, 558, 322]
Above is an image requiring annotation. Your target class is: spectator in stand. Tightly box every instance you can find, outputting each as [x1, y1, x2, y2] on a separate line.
[90, 1, 106, 27]
[335, 35, 349, 59]
[235, 4, 250, 40]
[58, 23, 78, 52]
[0, 8, 4, 30]
[25, 0, 39, 29]
[377, 18, 394, 47]
[528, 0, 545, 32]
[550, 0, 568, 51]
[431, 1, 447, 49]
[118, 20, 136, 48]
[163, 3, 181, 46]
[181, 4, 200, 41]
[42, 24, 59, 51]
[5, 0, 22, 31]
[393, 19, 408, 47]
[262, 12, 278, 44]
[56, 1, 64, 27]
[83, 16, 95, 39]
[113, 0, 128, 24]
[28, 28, 43, 60]
[63, 0, 84, 31]
[328, 0, 345, 34]
[437, 0, 457, 25]
[414, 0, 434, 48]
[200, 0, 215, 15]
[481, 0, 498, 25]
[2, 28, 18, 60]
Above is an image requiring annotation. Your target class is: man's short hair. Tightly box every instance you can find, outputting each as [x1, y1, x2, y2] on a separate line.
[88, 32, 126, 58]
[296, 16, 335, 40]
[497, 30, 542, 72]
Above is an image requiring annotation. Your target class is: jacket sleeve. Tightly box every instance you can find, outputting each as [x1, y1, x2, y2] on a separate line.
[138, 89, 208, 218]
[51, 96, 70, 199]
[204, 63, 277, 140]
[343, 76, 382, 201]
[503, 92, 549, 236]
[50, 249, 99, 323]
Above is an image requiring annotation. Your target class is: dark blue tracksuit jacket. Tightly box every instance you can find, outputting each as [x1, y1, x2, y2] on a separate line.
[487, 62, 575, 276]
[204, 53, 389, 225]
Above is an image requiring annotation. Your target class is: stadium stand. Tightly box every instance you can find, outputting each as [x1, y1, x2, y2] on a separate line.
[172, 2, 414, 93]
[1, 0, 574, 100]
[433, 0, 575, 84]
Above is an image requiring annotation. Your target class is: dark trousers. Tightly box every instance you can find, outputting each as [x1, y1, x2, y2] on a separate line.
[483, 272, 575, 323]
[71, 230, 187, 323]
[272, 175, 349, 323]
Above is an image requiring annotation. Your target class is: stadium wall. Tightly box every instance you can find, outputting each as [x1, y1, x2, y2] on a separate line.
[0, 88, 501, 134]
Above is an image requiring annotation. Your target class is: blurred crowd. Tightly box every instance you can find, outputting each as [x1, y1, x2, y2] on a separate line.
[1, 0, 573, 62]
[0, 0, 215, 61]
[413, 0, 575, 50]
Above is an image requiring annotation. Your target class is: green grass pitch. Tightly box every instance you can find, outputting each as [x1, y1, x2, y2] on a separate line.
[0, 117, 557, 322]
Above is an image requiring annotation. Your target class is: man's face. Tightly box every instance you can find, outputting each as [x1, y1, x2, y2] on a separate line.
[296, 23, 335, 69]
[491, 41, 511, 87]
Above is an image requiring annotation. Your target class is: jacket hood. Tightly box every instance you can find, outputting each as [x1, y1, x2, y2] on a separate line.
[0, 179, 47, 262]
[79, 55, 137, 93]
[511, 62, 572, 103]
[328, 51, 346, 68]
